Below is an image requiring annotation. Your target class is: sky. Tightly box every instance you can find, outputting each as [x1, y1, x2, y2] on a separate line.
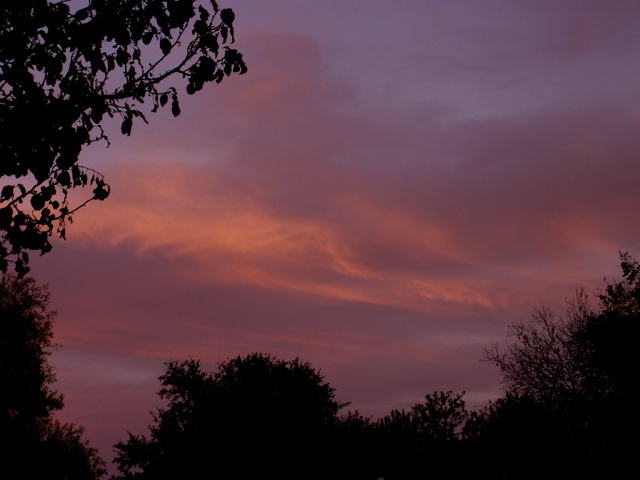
[25, 0, 640, 468]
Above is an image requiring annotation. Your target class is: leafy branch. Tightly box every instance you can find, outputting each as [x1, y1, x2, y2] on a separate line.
[0, 0, 246, 275]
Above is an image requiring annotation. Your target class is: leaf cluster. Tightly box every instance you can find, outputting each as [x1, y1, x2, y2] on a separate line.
[0, 1, 246, 275]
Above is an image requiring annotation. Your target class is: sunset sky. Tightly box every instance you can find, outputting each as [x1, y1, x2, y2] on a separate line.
[27, 0, 640, 466]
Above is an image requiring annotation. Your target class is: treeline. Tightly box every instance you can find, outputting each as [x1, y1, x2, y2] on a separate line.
[1, 253, 638, 479]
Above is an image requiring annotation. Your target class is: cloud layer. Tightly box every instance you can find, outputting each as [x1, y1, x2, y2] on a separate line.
[30, 0, 640, 468]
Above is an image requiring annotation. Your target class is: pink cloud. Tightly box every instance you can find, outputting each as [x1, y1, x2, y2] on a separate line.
[58, 21, 640, 320]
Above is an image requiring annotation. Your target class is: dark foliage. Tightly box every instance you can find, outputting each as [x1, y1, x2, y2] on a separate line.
[331, 411, 379, 479]
[0, 0, 246, 275]
[0, 274, 105, 479]
[483, 298, 594, 409]
[464, 394, 580, 480]
[588, 252, 640, 402]
[481, 252, 640, 479]
[113, 353, 351, 480]
[371, 391, 470, 479]
[0, 273, 60, 419]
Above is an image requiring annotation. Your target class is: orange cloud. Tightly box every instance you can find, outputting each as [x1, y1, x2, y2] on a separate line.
[65, 156, 606, 320]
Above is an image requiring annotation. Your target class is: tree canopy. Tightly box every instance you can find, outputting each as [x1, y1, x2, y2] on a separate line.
[482, 252, 639, 478]
[113, 353, 348, 480]
[484, 252, 638, 411]
[113, 357, 478, 479]
[110, 251, 640, 480]
[4, 248, 634, 478]
[0, 0, 246, 275]
[371, 391, 470, 479]
[0, 273, 105, 479]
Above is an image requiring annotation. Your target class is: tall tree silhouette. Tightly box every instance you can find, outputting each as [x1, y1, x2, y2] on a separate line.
[0, 274, 105, 479]
[482, 252, 640, 479]
[113, 353, 349, 480]
[0, 0, 246, 275]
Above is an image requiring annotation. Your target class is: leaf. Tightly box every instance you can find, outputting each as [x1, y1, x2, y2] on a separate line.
[75, 7, 91, 21]
[160, 93, 168, 106]
[1, 185, 13, 201]
[72, 165, 82, 186]
[90, 102, 107, 123]
[198, 5, 210, 24]
[93, 184, 110, 201]
[56, 154, 76, 170]
[121, 117, 133, 135]
[116, 47, 130, 67]
[30, 194, 45, 211]
[171, 99, 181, 117]
[160, 38, 172, 55]
[41, 185, 56, 202]
[142, 31, 154, 45]
[57, 171, 72, 188]
[193, 19, 207, 36]
[0, 207, 13, 230]
[220, 8, 234, 26]
[15, 258, 29, 278]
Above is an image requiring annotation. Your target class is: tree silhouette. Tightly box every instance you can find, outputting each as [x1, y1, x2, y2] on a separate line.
[483, 299, 593, 408]
[113, 353, 349, 480]
[464, 394, 581, 480]
[485, 254, 639, 414]
[0, 273, 105, 479]
[586, 251, 640, 401]
[482, 252, 640, 479]
[372, 391, 470, 479]
[0, 0, 246, 275]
